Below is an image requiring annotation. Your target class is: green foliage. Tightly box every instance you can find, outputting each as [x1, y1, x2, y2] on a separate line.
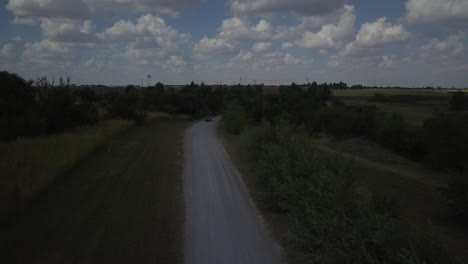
[423, 112, 468, 172]
[238, 120, 458, 263]
[446, 173, 468, 226]
[0, 72, 101, 139]
[0, 120, 130, 216]
[108, 85, 147, 124]
[0, 71, 42, 140]
[222, 102, 251, 135]
[449, 91, 468, 111]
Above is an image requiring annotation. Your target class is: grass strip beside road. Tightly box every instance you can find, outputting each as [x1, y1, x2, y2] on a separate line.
[1, 116, 190, 264]
[0, 120, 131, 216]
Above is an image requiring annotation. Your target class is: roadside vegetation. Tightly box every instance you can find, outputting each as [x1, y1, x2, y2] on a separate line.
[1, 117, 190, 263]
[2, 69, 468, 262]
[0, 71, 225, 218]
[221, 83, 468, 263]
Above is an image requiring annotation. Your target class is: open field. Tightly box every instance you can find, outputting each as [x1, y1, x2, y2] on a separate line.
[333, 88, 460, 127]
[333, 88, 462, 97]
[0, 116, 190, 263]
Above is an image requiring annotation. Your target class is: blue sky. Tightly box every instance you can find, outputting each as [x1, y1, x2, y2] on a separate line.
[0, 0, 467, 87]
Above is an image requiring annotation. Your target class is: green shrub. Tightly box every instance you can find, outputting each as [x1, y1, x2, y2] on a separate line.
[222, 101, 251, 135]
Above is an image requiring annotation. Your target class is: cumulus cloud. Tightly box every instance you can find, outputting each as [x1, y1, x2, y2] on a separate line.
[229, 50, 254, 65]
[218, 17, 273, 42]
[41, 19, 96, 43]
[98, 14, 190, 49]
[7, 0, 89, 19]
[296, 5, 355, 49]
[379, 55, 397, 69]
[194, 36, 236, 55]
[22, 40, 78, 64]
[281, 42, 294, 50]
[83, 0, 204, 17]
[167, 55, 188, 67]
[252, 42, 273, 53]
[406, 0, 468, 26]
[6, 0, 204, 19]
[422, 33, 465, 56]
[341, 17, 411, 56]
[231, 0, 347, 16]
[11, 16, 36, 25]
[1, 44, 15, 58]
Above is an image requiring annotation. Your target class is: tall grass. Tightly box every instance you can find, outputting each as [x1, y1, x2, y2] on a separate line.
[0, 120, 130, 216]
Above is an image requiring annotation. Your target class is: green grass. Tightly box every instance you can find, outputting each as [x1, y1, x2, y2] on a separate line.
[333, 88, 461, 97]
[0, 120, 131, 214]
[1, 116, 190, 263]
[334, 88, 454, 127]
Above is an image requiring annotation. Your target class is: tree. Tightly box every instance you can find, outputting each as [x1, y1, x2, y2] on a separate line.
[449, 91, 468, 111]
[0, 71, 42, 140]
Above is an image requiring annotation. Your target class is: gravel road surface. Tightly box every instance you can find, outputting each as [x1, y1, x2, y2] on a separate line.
[183, 118, 282, 264]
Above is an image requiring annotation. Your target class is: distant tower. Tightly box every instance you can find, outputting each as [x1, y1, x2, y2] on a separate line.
[147, 74, 152, 87]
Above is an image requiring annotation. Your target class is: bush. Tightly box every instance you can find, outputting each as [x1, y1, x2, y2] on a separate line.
[0, 71, 43, 140]
[240, 120, 458, 263]
[423, 112, 468, 172]
[446, 173, 468, 226]
[222, 102, 251, 135]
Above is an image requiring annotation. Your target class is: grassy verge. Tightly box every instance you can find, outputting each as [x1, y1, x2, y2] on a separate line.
[0, 120, 131, 215]
[1, 115, 190, 263]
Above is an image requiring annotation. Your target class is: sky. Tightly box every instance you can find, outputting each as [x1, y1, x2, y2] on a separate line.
[0, 0, 467, 87]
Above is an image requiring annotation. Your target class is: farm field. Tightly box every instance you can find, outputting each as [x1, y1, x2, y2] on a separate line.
[334, 88, 458, 127]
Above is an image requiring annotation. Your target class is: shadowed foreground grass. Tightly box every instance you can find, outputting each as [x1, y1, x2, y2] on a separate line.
[0, 116, 189, 264]
[0, 120, 131, 216]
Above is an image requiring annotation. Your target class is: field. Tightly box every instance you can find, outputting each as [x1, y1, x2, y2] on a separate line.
[0, 116, 190, 263]
[334, 88, 458, 127]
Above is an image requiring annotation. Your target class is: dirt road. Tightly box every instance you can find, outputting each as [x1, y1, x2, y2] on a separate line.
[0, 118, 187, 264]
[183, 118, 282, 264]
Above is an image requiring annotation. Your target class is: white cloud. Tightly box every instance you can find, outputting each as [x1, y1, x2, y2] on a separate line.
[341, 17, 411, 56]
[283, 53, 305, 65]
[406, 0, 468, 26]
[22, 40, 78, 64]
[231, 0, 347, 16]
[229, 50, 254, 65]
[194, 36, 236, 55]
[422, 33, 465, 56]
[167, 55, 188, 67]
[379, 55, 397, 69]
[11, 16, 36, 25]
[98, 14, 190, 49]
[83, 0, 204, 16]
[252, 42, 273, 53]
[281, 42, 294, 50]
[296, 5, 355, 49]
[1, 44, 15, 58]
[6, 0, 204, 19]
[41, 19, 96, 43]
[7, 0, 88, 19]
[218, 17, 273, 42]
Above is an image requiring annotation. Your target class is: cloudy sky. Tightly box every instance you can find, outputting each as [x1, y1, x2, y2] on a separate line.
[0, 0, 467, 87]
